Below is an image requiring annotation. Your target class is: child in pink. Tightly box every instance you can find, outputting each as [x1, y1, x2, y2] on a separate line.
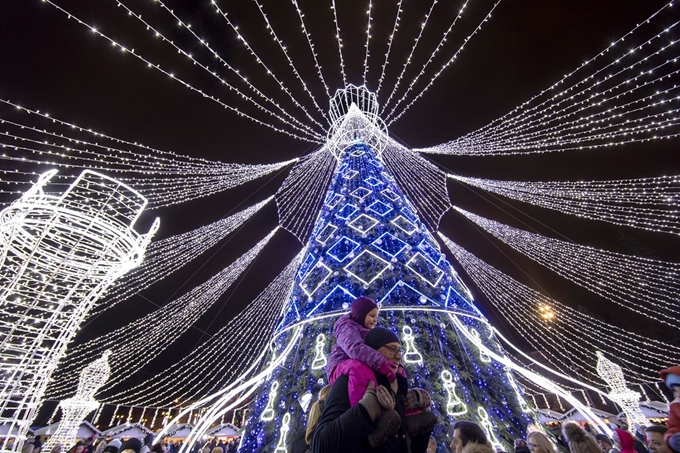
[660, 366, 680, 453]
[325, 296, 396, 406]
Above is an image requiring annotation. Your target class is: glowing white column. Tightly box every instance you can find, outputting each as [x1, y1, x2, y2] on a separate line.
[596, 351, 650, 428]
[0, 170, 158, 452]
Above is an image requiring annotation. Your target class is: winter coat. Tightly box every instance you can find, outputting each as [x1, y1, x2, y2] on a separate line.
[312, 370, 432, 453]
[615, 429, 637, 453]
[290, 426, 310, 453]
[462, 442, 495, 453]
[325, 314, 390, 382]
[667, 397, 680, 449]
[333, 359, 379, 407]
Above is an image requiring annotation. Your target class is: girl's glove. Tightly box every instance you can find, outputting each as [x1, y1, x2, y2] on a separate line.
[405, 388, 432, 411]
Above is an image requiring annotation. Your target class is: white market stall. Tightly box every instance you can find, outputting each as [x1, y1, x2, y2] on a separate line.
[101, 423, 154, 440]
[35, 421, 100, 441]
[206, 424, 240, 440]
[160, 424, 193, 441]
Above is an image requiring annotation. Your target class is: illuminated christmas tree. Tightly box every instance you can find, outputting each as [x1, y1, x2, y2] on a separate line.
[238, 87, 535, 452]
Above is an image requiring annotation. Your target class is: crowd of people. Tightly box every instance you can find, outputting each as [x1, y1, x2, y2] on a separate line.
[24, 434, 238, 453]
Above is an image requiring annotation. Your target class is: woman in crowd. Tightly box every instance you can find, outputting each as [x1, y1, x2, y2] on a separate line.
[527, 431, 559, 453]
[449, 421, 494, 453]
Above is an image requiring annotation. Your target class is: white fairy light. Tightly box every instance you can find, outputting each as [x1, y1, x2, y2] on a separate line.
[375, 0, 404, 97]
[439, 233, 680, 386]
[361, 0, 374, 86]
[276, 148, 338, 244]
[47, 228, 279, 400]
[453, 206, 680, 329]
[250, 0, 329, 123]
[42, 0, 321, 142]
[0, 170, 156, 452]
[596, 352, 650, 428]
[388, 0, 503, 124]
[260, 382, 279, 421]
[43, 352, 111, 453]
[330, 0, 348, 88]
[290, 0, 331, 100]
[380, 0, 440, 115]
[382, 0, 469, 121]
[212, 1, 326, 132]
[102, 250, 303, 408]
[131, 0, 325, 140]
[448, 173, 680, 235]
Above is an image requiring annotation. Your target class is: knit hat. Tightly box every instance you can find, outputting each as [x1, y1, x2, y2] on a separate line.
[349, 296, 378, 326]
[562, 422, 602, 453]
[595, 435, 612, 446]
[365, 326, 400, 350]
[660, 366, 680, 388]
[119, 439, 142, 453]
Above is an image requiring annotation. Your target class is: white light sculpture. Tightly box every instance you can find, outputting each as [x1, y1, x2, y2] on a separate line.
[0, 170, 158, 452]
[326, 85, 388, 159]
[43, 351, 111, 452]
[310, 334, 327, 370]
[595, 351, 650, 428]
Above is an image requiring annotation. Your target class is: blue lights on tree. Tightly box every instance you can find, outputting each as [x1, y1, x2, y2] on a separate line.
[238, 143, 535, 452]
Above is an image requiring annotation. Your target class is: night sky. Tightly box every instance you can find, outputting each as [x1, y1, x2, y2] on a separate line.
[1, 0, 679, 410]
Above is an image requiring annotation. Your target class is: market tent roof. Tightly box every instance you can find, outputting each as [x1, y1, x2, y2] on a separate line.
[562, 407, 616, 422]
[617, 401, 669, 420]
[101, 423, 154, 439]
[0, 423, 33, 438]
[536, 409, 565, 423]
[207, 424, 240, 437]
[161, 424, 193, 439]
[35, 421, 101, 438]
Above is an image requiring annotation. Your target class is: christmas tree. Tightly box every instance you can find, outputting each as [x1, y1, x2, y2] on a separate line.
[238, 88, 536, 452]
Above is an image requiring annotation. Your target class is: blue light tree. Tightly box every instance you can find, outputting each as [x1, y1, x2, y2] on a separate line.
[238, 133, 536, 451]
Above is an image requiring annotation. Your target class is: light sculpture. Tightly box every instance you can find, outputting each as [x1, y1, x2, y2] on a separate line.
[596, 351, 650, 428]
[0, 170, 158, 452]
[43, 351, 111, 452]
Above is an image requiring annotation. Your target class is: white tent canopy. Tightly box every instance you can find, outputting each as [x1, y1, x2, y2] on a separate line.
[617, 401, 669, 420]
[101, 423, 154, 439]
[562, 407, 616, 422]
[0, 423, 34, 438]
[161, 424, 193, 439]
[206, 424, 240, 438]
[35, 421, 100, 439]
[536, 409, 565, 423]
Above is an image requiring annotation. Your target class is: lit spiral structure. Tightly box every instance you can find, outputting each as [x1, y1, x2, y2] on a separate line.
[0, 170, 158, 452]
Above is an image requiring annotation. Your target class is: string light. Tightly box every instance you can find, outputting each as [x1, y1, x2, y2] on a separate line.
[290, 0, 332, 100]
[0, 170, 156, 451]
[448, 173, 680, 235]
[362, 0, 374, 87]
[453, 206, 680, 328]
[330, 0, 347, 87]
[375, 0, 404, 97]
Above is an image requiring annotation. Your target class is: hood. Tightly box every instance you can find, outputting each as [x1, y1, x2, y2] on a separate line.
[615, 429, 636, 453]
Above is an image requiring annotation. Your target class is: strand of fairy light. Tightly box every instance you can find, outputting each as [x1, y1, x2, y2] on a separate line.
[0, 134, 295, 208]
[362, 0, 374, 86]
[0, 99, 229, 167]
[211, 1, 327, 133]
[460, 25, 680, 147]
[380, 0, 440, 115]
[250, 0, 329, 124]
[454, 2, 674, 139]
[275, 147, 338, 244]
[111, 0, 324, 142]
[448, 174, 680, 234]
[46, 228, 279, 400]
[453, 206, 680, 328]
[443, 46, 680, 154]
[383, 0, 469, 121]
[330, 0, 348, 88]
[388, 0, 503, 124]
[290, 0, 331, 100]
[89, 197, 273, 317]
[418, 4, 678, 153]
[380, 140, 451, 231]
[375, 0, 404, 97]
[439, 234, 680, 385]
[41, 0, 320, 143]
[102, 251, 303, 407]
[146, 0, 325, 140]
[456, 14, 679, 146]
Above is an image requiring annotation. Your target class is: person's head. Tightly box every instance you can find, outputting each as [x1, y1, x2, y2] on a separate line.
[660, 366, 680, 399]
[645, 425, 670, 453]
[350, 296, 378, 329]
[119, 438, 142, 453]
[561, 422, 601, 453]
[427, 437, 438, 453]
[75, 446, 84, 453]
[305, 385, 332, 444]
[22, 443, 35, 453]
[594, 434, 613, 453]
[84, 438, 94, 447]
[150, 445, 163, 453]
[210, 448, 222, 453]
[365, 326, 402, 370]
[515, 439, 528, 449]
[527, 431, 556, 453]
[450, 420, 488, 453]
[50, 444, 62, 453]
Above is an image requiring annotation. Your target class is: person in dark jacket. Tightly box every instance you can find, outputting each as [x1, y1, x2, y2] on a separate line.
[312, 326, 436, 452]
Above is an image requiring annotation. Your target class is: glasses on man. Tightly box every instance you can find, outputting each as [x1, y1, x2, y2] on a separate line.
[383, 345, 405, 356]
